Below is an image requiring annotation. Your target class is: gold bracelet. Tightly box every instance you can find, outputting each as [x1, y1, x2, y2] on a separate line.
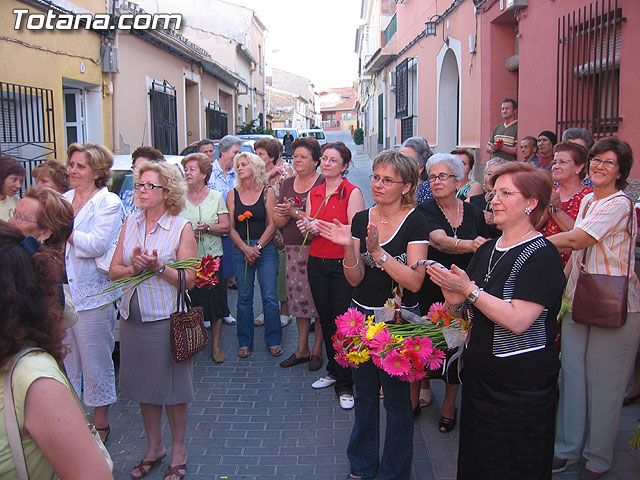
[446, 302, 464, 313]
[343, 257, 359, 269]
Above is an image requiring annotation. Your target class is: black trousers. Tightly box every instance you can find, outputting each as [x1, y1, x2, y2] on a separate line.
[307, 255, 354, 396]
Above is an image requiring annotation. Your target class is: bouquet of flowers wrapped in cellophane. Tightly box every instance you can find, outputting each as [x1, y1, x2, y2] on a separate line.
[631, 424, 640, 450]
[332, 301, 468, 382]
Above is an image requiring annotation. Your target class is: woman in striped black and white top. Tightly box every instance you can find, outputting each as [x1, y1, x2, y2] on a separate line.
[427, 162, 566, 480]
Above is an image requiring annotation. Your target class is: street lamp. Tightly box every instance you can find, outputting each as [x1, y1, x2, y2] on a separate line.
[425, 15, 439, 37]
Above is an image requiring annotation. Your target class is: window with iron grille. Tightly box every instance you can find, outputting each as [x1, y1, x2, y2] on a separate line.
[556, 0, 624, 139]
[395, 59, 408, 118]
[400, 117, 414, 143]
[149, 81, 178, 155]
[205, 101, 228, 140]
[0, 82, 56, 190]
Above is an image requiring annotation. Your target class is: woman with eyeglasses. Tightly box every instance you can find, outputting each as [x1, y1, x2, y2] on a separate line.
[427, 162, 565, 480]
[297, 141, 365, 410]
[110, 161, 197, 480]
[0, 155, 26, 221]
[318, 150, 428, 480]
[62, 143, 123, 445]
[537, 142, 592, 267]
[548, 137, 639, 480]
[416, 154, 491, 432]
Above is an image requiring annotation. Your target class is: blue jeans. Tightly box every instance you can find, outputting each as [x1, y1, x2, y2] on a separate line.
[347, 303, 414, 480]
[233, 241, 281, 349]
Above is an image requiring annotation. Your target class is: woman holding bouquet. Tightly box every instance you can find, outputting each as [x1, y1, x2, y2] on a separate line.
[181, 153, 230, 363]
[110, 161, 197, 480]
[427, 162, 566, 480]
[297, 141, 364, 410]
[317, 150, 428, 480]
[227, 152, 281, 358]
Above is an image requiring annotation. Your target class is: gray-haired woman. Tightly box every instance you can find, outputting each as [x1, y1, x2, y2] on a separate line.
[400, 137, 433, 204]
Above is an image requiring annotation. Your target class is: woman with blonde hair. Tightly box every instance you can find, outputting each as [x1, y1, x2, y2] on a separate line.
[110, 161, 197, 480]
[32, 159, 71, 193]
[227, 152, 281, 358]
[62, 143, 122, 445]
[181, 153, 230, 363]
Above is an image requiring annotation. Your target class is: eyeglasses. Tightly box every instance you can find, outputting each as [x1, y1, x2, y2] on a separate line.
[428, 173, 455, 183]
[321, 156, 343, 165]
[590, 157, 618, 169]
[11, 213, 37, 224]
[488, 189, 523, 201]
[134, 182, 167, 191]
[369, 174, 405, 187]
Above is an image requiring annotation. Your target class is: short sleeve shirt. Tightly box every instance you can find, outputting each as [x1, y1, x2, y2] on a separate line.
[206, 160, 236, 201]
[351, 208, 430, 309]
[464, 236, 566, 382]
[564, 191, 640, 311]
[489, 120, 518, 161]
[181, 188, 228, 257]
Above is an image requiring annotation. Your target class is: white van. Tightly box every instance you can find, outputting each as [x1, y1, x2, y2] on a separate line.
[298, 128, 327, 146]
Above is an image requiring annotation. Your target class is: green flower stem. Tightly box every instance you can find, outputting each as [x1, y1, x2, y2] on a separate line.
[297, 191, 338, 257]
[244, 222, 250, 287]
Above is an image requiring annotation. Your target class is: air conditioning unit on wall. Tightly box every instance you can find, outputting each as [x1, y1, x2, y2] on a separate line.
[506, 0, 528, 10]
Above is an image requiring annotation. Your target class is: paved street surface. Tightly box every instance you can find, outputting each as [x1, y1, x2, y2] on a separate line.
[106, 130, 640, 479]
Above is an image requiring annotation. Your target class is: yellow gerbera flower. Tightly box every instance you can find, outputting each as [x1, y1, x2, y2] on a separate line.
[347, 349, 371, 364]
[366, 322, 386, 340]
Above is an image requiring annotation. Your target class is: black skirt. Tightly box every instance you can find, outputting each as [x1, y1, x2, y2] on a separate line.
[457, 371, 558, 480]
[188, 280, 229, 322]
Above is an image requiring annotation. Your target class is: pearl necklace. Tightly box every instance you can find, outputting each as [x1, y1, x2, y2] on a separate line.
[484, 229, 536, 282]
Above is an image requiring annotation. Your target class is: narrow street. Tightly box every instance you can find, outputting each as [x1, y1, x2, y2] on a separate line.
[106, 131, 640, 479]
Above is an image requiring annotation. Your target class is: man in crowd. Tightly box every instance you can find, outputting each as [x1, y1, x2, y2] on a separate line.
[206, 135, 243, 325]
[486, 98, 518, 161]
[197, 139, 215, 162]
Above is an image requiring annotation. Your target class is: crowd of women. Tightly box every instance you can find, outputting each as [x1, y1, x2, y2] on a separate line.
[0, 130, 637, 480]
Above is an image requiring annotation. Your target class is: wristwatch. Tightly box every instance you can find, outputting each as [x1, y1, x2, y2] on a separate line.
[205, 224, 211, 233]
[467, 287, 483, 303]
[256, 243, 263, 251]
[156, 265, 166, 274]
[376, 252, 389, 266]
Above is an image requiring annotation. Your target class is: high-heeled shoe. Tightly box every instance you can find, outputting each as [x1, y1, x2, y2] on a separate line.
[438, 409, 457, 433]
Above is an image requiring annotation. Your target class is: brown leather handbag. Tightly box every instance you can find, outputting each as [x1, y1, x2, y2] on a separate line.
[170, 269, 208, 362]
[572, 196, 634, 328]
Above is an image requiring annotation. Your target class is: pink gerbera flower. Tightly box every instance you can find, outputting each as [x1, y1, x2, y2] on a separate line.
[402, 336, 434, 362]
[424, 349, 446, 370]
[427, 302, 453, 327]
[382, 350, 412, 377]
[334, 348, 352, 367]
[368, 328, 393, 353]
[335, 308, 366, 336]
[371, 352, 384, 368]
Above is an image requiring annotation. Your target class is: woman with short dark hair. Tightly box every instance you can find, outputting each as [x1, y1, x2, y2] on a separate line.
[427, 161, 566, 479]
[549, 137, 639, 479]
[0, 155, 25, 221]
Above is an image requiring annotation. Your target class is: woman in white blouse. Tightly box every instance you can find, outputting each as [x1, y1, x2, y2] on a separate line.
[62, 143, 123, 444]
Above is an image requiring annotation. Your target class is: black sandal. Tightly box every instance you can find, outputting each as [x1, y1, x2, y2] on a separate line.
[438, 409, 457, 433]
[96, 424, 111, 443]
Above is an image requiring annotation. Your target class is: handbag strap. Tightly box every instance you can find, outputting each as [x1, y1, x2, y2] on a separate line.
[580, 195, 634, 281]
[175, 268, 190, 313]
[3, 347, 45, 480]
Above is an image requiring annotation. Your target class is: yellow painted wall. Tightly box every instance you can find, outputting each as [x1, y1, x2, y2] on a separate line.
[0, 0, 112, 160]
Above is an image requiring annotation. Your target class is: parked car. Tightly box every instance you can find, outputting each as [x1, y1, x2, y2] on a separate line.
[238, 134, 275, 141]
[179, 139, 254, 158]
[110, 154, 184, 196]
[298, 128, 327, 146]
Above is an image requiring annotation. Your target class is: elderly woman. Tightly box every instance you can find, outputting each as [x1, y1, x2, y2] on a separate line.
[451, 148, 483, 201]
[9, 186, 73, 251]
[549, 138, 639, 480]
[417, 153, 490, 431]
[62, 143, 122, 444]
[400, 136, 433, 204]
[227, 152, 281, 358]
[254, 137, 294, 327]
[298, 142, 365, 409]
[427, 162, 565, 479]
[319, 150, 428, 480]
[538, 142, 593, 266]
[0, 222, 114, 480]
[32, 159, 71, 193]
[110, 161, 196, 480]
[0, 155, 25, 221]
[273, 136, 325, 369]
[537, 130, 557, 170]
[562, 127, 594, 150]
[181, 153, 230, 363]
